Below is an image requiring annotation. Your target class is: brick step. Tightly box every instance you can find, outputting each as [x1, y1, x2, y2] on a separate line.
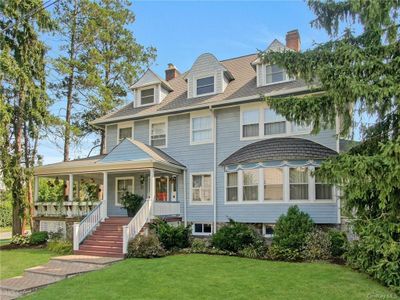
[84, 240, 123, 246]
[96, 227, 124, 232]
[80, 245, 122, 253]
[103, 218, 131, 224]
[92, 231, 121, 237]
[74, 250, 124, 258]
[86, 236, 122, 242]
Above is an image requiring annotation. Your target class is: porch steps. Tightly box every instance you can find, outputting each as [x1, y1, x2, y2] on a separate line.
[74, 217, 131, 258]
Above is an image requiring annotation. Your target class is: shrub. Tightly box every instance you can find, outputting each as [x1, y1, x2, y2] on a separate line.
[190, 238, 209, 252]
[10, 234, 30, 245]
[0, 197, 12, 227]
[30, 231, 49, 245]
[303, 229, 331, 261]
[47, 240, 73, 255]
[151, 219, 190, 250]
[120, 193, 144, 217]
[328, 229, 348, 257]
[127, 234, 166, 258]
[273, 205, 314, 250]
[266, 244, 303, 262]
[238, 245, 267, 259]
[211, 219, 264, 253]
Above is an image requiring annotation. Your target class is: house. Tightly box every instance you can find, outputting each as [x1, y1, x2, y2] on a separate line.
[33, 30, 342, 257]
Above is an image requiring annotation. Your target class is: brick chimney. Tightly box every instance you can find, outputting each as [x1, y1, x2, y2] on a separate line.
[286, 30, 301, 52]
[165, 63, 180, 81]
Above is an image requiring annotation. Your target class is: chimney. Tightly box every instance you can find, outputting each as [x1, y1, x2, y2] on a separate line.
[286, 30, 301, 52]
[165, 63, 180, 81]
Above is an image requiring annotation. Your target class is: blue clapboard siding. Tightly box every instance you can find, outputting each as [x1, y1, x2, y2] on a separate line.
[134, 119, 149, 144]
[105, 124, 118, 153]
[101, 139, 150, 163]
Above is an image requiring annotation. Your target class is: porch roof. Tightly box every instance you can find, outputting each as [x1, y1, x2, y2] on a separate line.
[34, 139, 185, 176]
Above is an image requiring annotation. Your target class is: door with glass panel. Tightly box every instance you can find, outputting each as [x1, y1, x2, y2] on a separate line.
[155, 176, 169, 201]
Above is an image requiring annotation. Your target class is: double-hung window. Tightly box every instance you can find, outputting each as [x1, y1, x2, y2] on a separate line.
[150, 121, 166, 147]
[118, 127, 132, 142]
[196, 76, 214, 95]
[191, 174, 212, 203]
[116, 177, 134, 206]
[140, 88, 155, 105]
[264, 109, 286, 135]
[242, 109, 259, 138]
[243, 169, 259, 201]
[264, 168, 283, 201]
[315, 169, 333, 200]
[226, 172, 238, 202]
[289, 167, 309, 200]
[265, 64, 291, 84]
[191, 115, 212, 144]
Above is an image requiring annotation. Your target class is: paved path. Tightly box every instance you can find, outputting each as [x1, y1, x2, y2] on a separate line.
[0, 255, 122, 299]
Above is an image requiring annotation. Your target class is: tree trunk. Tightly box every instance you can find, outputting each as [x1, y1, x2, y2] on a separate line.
[100, 129, 106, 154]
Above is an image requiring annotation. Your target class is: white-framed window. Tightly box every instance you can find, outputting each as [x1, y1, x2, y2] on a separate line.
[191, 112, 213, 144]
[140, 88, 155, 105]
[190, 173, 212, 204]
[196, 76, 214, 96]
[264, 168, 283, 201]
[115, 177, 134, 206]
[242, 109, 259, 138]
[289, 167, 309, 200]
[226, 172, 238, 202]
[243, 169, 259, 201]
[265, 64, 292, 85]
[263, 224, 275, 238]
[315, 168, 333, 200]
[264, 108, 286, 136]
[117, 122, 133, 143]
[192, 223, 212, 235]
[150, 118, 167, 148]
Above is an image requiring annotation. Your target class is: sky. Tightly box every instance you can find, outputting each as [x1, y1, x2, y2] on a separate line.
[40, 0, 333, 164]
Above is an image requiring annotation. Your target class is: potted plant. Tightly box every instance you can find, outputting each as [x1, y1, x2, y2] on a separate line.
[121, 192, 144, 217]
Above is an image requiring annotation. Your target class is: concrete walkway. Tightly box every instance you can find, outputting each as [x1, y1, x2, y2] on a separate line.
[0, 255, 122, 299]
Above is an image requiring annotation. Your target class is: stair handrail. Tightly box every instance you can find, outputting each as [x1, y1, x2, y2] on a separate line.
[73, 201, 103, 251]
[122, 198, 152, 254]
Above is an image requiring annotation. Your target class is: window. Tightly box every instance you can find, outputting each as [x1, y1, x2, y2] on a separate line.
[263, 225, 274, 238]
[265, 64, 291, 84]
[118, 127, 132, 142]
[243, 169, 259, 201]
[242, 109, 259, 138]
[264, 109, 286, 135]
[191, 115, 212, 144]
[264, 168, 283, 201]
[196, 76, 214, 95]
[226, 172, 238, 202]
[193, 223, 212, 235]
[290, 167, 309, 200]
[315, 169, 333, 200]
[116, 177, 134, 206]
[151, 122, 166, 147]
[191, 174, 212, 203]
[140, 88, 155, 105]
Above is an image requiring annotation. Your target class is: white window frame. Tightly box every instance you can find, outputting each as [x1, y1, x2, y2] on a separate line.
[190, 172, 213, 205]
[262, 224, 275, 238]
[242, 169, 260, 202]
[117, 121, 134, 144]
[263, 167, 284, 202]
[115, 176, 135, 207]
[192, 223, 212, 236]
[149, 117, 168, 148]
[262, 63, 295, 86]
[190, 110, 214, 145]
[225, 171, 239, 203]
[139, 86, 156, 107]
[193, 74, 216, 98]
[240, 104, 261, 141]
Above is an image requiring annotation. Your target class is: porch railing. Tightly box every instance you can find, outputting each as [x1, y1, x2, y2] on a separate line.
[73, 202, 103, 251]
[34, 201, 100, 218]
[122, 199, 152, 254]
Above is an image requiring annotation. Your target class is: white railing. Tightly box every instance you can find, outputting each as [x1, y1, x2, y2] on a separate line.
[122, 199, 152, 254]
[34, 201, 100, 218]
[73, 202, 103, 251]
[153, 201, 180, 216]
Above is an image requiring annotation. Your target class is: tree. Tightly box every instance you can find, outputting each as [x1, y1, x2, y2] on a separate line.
[260, 0, 399, 291]
[80, 0, 156, 154]
[0, 0, 54, 235]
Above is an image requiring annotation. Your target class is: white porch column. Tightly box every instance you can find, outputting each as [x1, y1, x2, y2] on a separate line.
[102, 172, 108, 220]
[68, 174, 74, 202]
[149, 168, 155, 218]
[34, 176, 39, 203]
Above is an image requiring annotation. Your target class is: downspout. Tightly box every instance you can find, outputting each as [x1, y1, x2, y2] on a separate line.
[183, 169, 187, 226]
[210, 105, 217, 233]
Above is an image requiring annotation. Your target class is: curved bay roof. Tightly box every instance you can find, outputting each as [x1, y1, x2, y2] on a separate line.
[220, 138, 337, 166]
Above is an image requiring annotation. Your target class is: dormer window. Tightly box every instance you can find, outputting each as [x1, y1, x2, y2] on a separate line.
[196, 76, 214, 95]
[265, 64, 292, 84]
[140, 88, 155, 105]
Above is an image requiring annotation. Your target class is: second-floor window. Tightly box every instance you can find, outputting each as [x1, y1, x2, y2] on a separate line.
[118, 124, 133, 142]
[264, 108, 286, 135]
[150, 121, 166, 147]
[196, 76, 214, 95]
[191, 115, 212, 144]
[265, 64, 291, 84]
[242, 109, 259, 138]
[140, 88, 155, 105]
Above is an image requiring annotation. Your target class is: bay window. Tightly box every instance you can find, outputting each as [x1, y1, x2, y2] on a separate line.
[242, 109, 259, 138]
[191, 174, 212, 203]
[289, 167, 309, 200]
[226, 172, 238, 202]
[243, 169, 259, 201]
[264, 168, 283, 201]
[315, 169, 333, 200]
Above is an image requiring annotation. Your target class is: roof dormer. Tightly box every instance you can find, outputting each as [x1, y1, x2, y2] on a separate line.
[131, 69, 173, 108]
[184, 53, 234, 99]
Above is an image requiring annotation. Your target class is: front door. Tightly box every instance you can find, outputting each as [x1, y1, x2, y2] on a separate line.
[155, 176, 169, 201]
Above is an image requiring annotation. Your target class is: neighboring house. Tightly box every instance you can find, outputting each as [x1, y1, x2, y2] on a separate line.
[33, 30, 342, 257]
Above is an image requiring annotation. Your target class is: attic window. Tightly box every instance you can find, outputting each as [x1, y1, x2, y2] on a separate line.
[140, 88, 155, 105]
[196, 76, 214, 95]
[265, 64, 292, 84]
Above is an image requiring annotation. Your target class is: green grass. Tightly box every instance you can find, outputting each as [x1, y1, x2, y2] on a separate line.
[0, 248, 56, 279]
[24, 254, 397, 300]
[0, 239, 11, 246]
[0, 226, 11, 233]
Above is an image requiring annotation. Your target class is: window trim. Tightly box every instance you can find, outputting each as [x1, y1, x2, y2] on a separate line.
[115, 176, 135, 207]
[262, 224, 275, 238]
[149, 117, 168, 148]
[139, 87, 156, 106]
[263, 63, 295, 86]
[117, 121, 134, 144]
[190, 172, 213, 205]
[194, 75, 216, 97]
[192, 223, 213, 236]
[190, 110, 214, 145]
[225, 171, 239, 203]
[242, 169, 260, 202]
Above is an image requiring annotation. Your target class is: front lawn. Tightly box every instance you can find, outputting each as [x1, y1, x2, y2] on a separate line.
[0, 248, 56, 279]
[25, 254, 396, 300]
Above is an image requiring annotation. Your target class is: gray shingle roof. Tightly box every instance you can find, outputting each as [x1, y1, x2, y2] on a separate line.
[144, 143, 185, 168]
[220, 138, 337, 166]
[93, 53, 310, 125]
